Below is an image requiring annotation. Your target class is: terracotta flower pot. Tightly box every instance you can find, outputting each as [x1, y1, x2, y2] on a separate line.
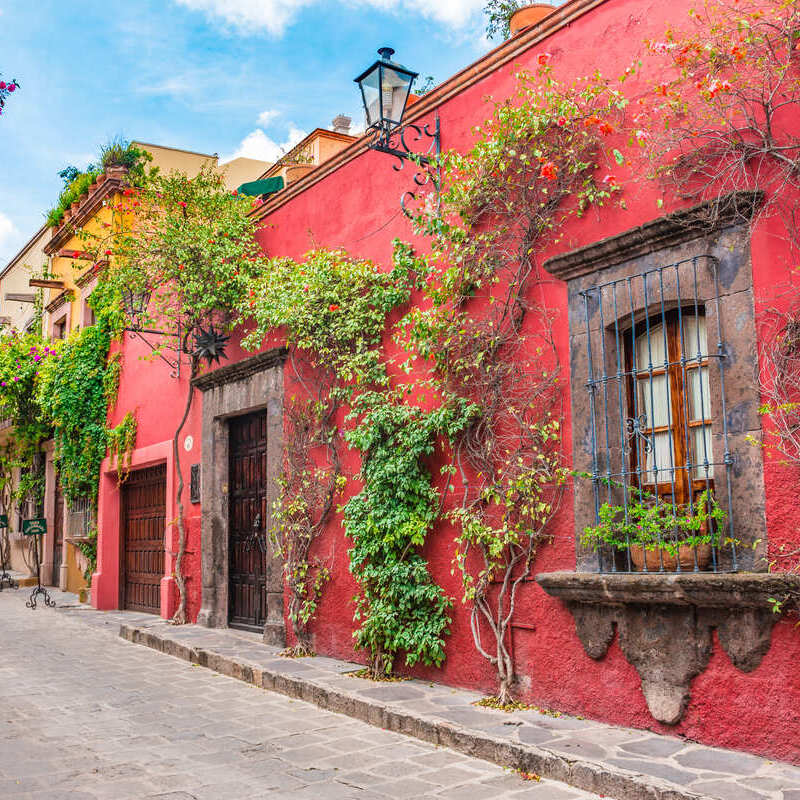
[629, 542, 712, 572]
[509, 3, 556, 37]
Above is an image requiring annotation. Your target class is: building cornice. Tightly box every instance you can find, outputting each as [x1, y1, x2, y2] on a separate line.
[46, 290, 73, 315]
[75, 259, 109, 289]
[250, 0, 610, 223]
[544, 191, 764, 282]
[193, 347, 288, 392]
[44, 170, 126, 255]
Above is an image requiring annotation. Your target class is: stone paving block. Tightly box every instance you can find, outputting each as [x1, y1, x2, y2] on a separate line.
[676, 748, 767, 775]
[619, 736, 688, 759]
[419, 764, 490, 786]
[410, 750, 471, 768]
[605, 757, 698, 786]
[370, 776, 441, 798]
[688, 780, 769, 800]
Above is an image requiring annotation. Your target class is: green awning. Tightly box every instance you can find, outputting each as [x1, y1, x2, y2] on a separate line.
[237, 177, 284, 197]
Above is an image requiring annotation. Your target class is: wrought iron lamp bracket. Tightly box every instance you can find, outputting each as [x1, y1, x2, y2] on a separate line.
[367, 113, 442, 216]
[124, 319, 182, 379]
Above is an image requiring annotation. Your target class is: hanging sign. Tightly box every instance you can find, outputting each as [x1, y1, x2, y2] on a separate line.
[0, 514, 7, 528]
[22, 518, 47, 536]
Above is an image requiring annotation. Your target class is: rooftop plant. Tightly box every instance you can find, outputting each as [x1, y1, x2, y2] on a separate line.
[46, 140, 153, 229]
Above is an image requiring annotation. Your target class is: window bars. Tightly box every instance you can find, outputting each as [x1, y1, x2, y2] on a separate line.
[580, 255, 737, 573]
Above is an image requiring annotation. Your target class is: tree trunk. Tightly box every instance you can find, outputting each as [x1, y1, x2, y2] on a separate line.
[170, 357, 198, 625]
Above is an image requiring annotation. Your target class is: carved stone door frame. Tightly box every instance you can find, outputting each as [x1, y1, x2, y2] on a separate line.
[195, 349, 286, 646]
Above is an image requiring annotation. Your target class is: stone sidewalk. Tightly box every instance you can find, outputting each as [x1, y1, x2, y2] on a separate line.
[1, 589, 602, 800]
[43, 594, 800, 800]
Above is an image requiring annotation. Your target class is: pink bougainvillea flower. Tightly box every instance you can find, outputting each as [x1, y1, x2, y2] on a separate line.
[7, 84, 15, 93]
[0, 82, 6, 90]
[303, 285, 310, 293]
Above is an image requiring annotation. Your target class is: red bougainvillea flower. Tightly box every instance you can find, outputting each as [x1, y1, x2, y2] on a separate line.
[556, 116, 567, 127]
[179, 201, 188, 208]
[329, 304, 340, 311]
[7, 84, 15, 93]
[231, 190, 238, 196]
[602, 174, 618, 186]
[540, 161, 558, 180]
[104, 249, 112, 255]
[537, 52, 551, 65]
[0, 82, 6, 90]
[599, 121, 614, 135]
[303, 285, 310, 293]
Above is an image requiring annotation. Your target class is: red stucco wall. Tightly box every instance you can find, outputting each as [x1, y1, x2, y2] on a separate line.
[97, 0, 800, 763]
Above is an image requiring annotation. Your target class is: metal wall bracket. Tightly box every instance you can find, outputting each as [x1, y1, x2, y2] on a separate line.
[366, 113, 441, 216]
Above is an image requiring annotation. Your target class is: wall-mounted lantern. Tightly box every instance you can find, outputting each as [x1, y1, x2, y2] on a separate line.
[355, 47, 440, 212]
[121, 286, 230, 379]
[355, 47, 418, 136]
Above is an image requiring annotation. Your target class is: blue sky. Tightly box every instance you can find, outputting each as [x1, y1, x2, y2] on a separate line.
[0, 0, 501, 262]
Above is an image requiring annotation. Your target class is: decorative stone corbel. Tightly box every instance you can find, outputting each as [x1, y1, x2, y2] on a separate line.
[537, 572, 796, 725]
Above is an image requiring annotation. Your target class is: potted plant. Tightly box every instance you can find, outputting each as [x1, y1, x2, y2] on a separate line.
[581, 487, 727, 571]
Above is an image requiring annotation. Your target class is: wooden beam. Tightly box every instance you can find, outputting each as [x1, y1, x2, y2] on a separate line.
[4, 293, 36, 303]
[29, 279, 65, 290]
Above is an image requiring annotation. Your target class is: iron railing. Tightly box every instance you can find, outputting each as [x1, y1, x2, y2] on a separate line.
[580, 255, 736, 573]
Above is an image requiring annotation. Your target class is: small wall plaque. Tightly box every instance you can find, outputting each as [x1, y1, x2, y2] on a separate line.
[190, 463, 201, 504]
[22, 518, 47, 536]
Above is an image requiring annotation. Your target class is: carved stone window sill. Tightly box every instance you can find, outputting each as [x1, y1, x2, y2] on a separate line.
[535, 571, 800, 725]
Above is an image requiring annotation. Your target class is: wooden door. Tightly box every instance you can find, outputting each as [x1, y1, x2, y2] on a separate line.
[121, 464, 166, 614]
[228, 411, 268, 631]
[52, 480, 64, 587]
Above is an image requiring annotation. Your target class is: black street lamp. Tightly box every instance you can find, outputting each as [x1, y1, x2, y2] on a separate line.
[355, 47, 441, 214]
[355, 47, 418, 136]
[120, 285, 230, 379]
[121, 286, 152, 331]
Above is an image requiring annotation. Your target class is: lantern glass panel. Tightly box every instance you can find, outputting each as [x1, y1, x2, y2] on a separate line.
[360, 66, 382, 128]
[380, 65, 413, 126]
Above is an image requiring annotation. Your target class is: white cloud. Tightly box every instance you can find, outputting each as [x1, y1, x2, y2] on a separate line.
[221, 123, 307, 163]
[257, 109, 281, 127]
[173, 0, 315, 35]
[0, 212, 24, 264]
[172, 0, 486, 35]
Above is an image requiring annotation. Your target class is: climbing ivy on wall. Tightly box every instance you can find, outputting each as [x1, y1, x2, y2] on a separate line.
[242, 244, 425, 658]
[344, 392, 476, 676]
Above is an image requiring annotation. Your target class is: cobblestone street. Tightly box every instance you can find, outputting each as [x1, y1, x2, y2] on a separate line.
[0, 591, 600, 800]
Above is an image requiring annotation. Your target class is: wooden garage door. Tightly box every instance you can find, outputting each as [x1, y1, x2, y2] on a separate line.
[228, 411, 267, 631]
[121, 464, 166, 614]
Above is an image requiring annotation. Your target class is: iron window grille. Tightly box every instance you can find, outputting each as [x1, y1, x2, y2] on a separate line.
[579, 255, 737, 573]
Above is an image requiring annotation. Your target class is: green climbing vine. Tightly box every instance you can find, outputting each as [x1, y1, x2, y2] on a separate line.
[242, 244, 422, 657]
[344, 392, 476, 676]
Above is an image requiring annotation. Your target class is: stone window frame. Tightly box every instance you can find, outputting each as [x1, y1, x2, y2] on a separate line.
[549, 192, 766, 574]
[532, 193, 800, 725]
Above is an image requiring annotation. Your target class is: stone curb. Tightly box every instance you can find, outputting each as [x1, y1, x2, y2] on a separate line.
[119, 623, 714, 800]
